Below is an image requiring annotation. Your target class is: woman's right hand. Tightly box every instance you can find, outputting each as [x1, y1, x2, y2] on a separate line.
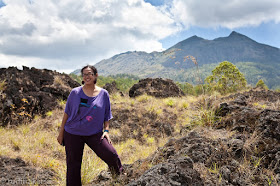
[57, 133, 64, 145]
[57, 113, 68, 145]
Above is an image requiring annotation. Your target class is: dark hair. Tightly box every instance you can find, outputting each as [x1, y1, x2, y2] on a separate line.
[81, 65, 98, 75]
[81, 65, 98, 84]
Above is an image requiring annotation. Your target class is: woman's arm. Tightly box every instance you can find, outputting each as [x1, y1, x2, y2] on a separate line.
[101, 120, 112, 144]
[57, 112, 68, 145]
[103, 120, 110, 131]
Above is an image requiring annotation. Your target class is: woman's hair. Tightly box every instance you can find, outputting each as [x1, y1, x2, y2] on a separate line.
[81, 65, 98, 84]
[81, 65, 98, 75]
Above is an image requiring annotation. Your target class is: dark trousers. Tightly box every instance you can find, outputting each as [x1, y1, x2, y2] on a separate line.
[64, 130, 123, 186]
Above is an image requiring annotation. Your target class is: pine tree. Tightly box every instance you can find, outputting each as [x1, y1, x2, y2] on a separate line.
[205, 61, 247, 94]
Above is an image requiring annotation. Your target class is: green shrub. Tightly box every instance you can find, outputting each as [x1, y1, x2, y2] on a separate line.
[205, 61, 247, 94]
[256, 79, 269, 90]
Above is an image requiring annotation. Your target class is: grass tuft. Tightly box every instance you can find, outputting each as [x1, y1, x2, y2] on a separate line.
[54, 76, 65, 87]
[136, 94, 153, 103]
[164, 98, 175, 107]
[0, 79, 6, 91]
[208, 162, 219, 174]
[191, 107, 219, 127]
[46, 111, 53, 116]
[81, 147, 106, 185]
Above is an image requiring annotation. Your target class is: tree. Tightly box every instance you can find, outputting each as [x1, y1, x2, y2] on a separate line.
[194, 84, 205, 96]
[177, 82, 195, 95]
[256, 79, 268, 90]
[205, 61, 247, 94]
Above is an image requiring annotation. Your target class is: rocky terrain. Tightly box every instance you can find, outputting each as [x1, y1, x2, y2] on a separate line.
[129, 78, 184, 98]
[0, 66, 80, 127]
[0, 67, 279, 185]
[94, 89, 280, 186]
[0, 156, 55, 185]
[103, 81, 124, 96]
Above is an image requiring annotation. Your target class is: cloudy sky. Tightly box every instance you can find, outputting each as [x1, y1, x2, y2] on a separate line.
[0, 0, 280, 73]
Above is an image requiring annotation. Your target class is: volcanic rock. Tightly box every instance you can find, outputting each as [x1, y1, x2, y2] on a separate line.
[103, 81, 123, 96]
[129, 78, 184, 98]
[127, 157, 203, 186]
[0, 156, 55, 185]
[0, 66, 80, 126]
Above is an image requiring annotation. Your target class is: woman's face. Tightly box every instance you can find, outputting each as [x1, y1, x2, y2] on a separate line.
[82, 67, 97, 85]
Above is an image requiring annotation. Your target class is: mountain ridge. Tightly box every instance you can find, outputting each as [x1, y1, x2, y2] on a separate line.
[73, 31, 280, 89]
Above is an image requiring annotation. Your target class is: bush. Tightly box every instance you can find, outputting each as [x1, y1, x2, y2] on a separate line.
[177, 82, 195, 95]
[205, 61, 247, 94]
[69, 73, 139, 93]
[256, 79, 269, 90]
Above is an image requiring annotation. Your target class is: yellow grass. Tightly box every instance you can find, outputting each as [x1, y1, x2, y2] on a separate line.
[0, 94, 203, 185]
[0, 99, 171, 185]
[0, 79, 6, 91]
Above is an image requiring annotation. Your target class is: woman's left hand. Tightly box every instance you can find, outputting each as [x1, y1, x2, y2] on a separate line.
[101, 131, 112, 144]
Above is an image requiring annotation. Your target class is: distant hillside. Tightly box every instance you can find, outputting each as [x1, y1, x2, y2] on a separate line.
[73, 31, 280, 89]
[164, 31, 280, 68]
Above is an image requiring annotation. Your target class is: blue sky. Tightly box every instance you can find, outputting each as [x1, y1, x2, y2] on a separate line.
[144, 0, 166, 6]
[0, 1, 5, 8]
[161, 21, 280, 49]
[0, 0, 280, 73]
[145, 0, 280, 49]
[144, 0, 280, 49]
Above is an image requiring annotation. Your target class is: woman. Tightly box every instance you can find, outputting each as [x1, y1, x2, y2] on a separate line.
[57, 65, 123, 186]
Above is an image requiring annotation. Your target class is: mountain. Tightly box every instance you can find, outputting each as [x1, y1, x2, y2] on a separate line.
[163, 31, 280, 68]
[73, 31, 280, 89]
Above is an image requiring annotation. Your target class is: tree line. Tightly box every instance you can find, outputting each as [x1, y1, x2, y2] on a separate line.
[70, 61, 275, 96]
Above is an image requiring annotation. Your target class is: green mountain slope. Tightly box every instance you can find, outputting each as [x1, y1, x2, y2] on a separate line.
[73, 31, 280, 89]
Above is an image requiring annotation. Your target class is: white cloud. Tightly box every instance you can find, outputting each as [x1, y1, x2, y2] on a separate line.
[1, 0, 280, 73]
[0, 0, 178, 72]
[171, 0, 280, 29]
[0, 53, 82, 73]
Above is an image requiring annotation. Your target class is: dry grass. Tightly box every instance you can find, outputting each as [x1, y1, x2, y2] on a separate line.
[193, 162, 222, 184]
[252, 102, 268, 110]
[0, 94, 174, 185]
[2, 91, 248, 185]
[8, 92, 271, 185]
[251, 99, 280, 111]
[135, 94, 153, 103]
[0, 107, 65, 184]
[193, 163, 209, 180]
[1, 91, 279, 185]
[197, 127, 235, 141]
[192, 127, 279, 185]
[271, 99, 280, 110]
[0, 113, 168, 185]
[189, 107, 219, 127]
[110, 93, 200, 133]
[54, 76, 66, 88]
[243, 131, 260, 156]
[115, 138, 167, 165]
[0, 79, 6, 91]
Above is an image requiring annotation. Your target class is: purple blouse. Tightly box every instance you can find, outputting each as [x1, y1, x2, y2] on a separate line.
[64, 86, 113, 136]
